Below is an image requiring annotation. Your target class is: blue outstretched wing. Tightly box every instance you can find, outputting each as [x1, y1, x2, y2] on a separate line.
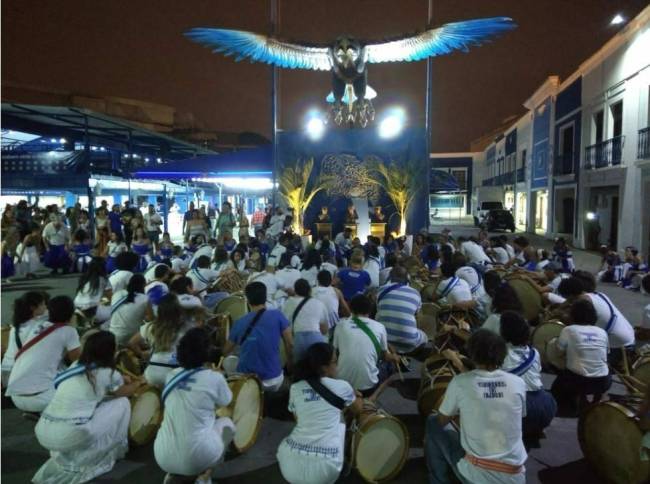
[365, 17, 516, 63]
[185, 28, 331, 71]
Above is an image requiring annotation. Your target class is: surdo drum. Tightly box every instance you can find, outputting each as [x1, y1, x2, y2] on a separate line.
[418, 353, 465, 416]
[128, 384, 163, 446]
[216, 374, 263, 453]
[531, 321, 565, 370]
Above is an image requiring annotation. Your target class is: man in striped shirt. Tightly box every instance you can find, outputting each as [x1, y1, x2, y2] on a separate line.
[375, 266, 426, 354]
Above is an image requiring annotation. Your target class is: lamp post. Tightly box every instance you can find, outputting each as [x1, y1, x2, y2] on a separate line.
[270, 0, 279, 209]
[425, 0, 434, 231]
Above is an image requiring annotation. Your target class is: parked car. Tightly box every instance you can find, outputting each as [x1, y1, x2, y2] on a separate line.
[482, 209, 515, 232]
[473, 200, 504, 226]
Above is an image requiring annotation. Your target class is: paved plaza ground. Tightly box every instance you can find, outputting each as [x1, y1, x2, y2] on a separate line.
[1, 226, 647, 483]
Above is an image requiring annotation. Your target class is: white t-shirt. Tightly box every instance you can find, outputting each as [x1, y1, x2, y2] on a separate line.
[491, 247, 510, 264]
[4, 320, 80, 396]
[144, 212, 163, 232]
[188, 245, 215, 269]
[313, 286, 340, 328]
[109, 290, 149, 346]
[333, 316, 388, 391]
[460, 241, 492, 264]
[267, 244, 286, 267]
[644, 303, 650, 329]
[439, 370, 527, 483]
[321, 262, 338, 278]
[548, 274, 569, 292]
[171, 256, 189, 273]
[300, 266, 320, 287]
[107, 241, 127, 259]
[379, 267, 392, 286]
[188, 267, 220, 295]
[248, 271, 279, 305]
[502, 345, 543, 391]
[74, 278, 110, 310]
[141, 322, 192, 387]
[42, 365, 124, 422]
[556, 325, 609, 377]
[177, 294, 203, 309]
[109, 270, 133, 294]
[275, 268, 302, 292]
[586, 292, 635, 348]
[436, 277, 473, 305]
[145, 263, 167, 283]
[282, 297, 328, 334]
[284, 377, 354, 461]
[363, 257, 381, 288]
[42, 222, 70, 246]
[482, 313, 501, 334]
[505, 244, 516, 260]
[455, 266, 486, 297]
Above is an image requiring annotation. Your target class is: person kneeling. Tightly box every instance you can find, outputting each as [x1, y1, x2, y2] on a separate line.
[154, 327, 235, 484]
[425, 329, 527, 484]
[33, 331, 141, 483]
[277, 342, 362, 484]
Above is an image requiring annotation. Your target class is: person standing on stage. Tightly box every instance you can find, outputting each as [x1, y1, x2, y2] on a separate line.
[42, 218, 71, 275]
[144, 204, 163, 252]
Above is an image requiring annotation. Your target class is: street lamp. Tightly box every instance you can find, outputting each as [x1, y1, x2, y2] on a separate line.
[610, 14, 625, 25]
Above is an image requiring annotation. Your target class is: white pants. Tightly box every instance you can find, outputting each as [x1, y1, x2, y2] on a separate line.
[262, 373, 284, 393]
[33, 397, 130, 484]
[277, 440, 343, 484]
[11, 387, 55, 413]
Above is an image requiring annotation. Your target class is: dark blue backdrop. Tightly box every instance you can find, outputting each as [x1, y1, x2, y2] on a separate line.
[277, 127, 428, 237]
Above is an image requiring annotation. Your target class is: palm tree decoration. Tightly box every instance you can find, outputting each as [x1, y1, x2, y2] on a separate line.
[369, 160, 423, 235]
[279, 158, 331, 235]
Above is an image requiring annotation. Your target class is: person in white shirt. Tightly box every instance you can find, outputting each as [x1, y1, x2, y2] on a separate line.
[488, 236, 510, 265]
[109, 252, 139, 294]
[109, 274, 152, 347]
[433, 262, 476, 311]
[452, 254, 490, 321]
[73, 258, 112, 325]
[42, 219, 71, 275]
[282, 279, 329, 362]
[551, 299, 611, 414]
[128, 294, 193, 388]
[267, 207, 285, 241]
[105, 232, 128, 274]
[248, 265, 280, 308]
[169, 276, 214, 326]
[267, 234, 289, 268]
[334, 228, 353, 264]
[144, 261, 170, 283]
[425, 329, 527, 484]
[33, 331, 141, 484]
[188, 255, 222, 308]
[500, 235, 516, 261]
[333, 294, 400, 396]
[144, 204, 163, 250]
[363, 245, 381, 288]
[276, 260, 302, 294]
[481, 283, 523, 334]
[300, 249, 322, 287]
[4, 295, 81, 412]
[145, 262, 172, 315]
[313, 270, 348, 333]
[277, 342, 362, 484]
[154, 327, 235, 483]
[642, 275, 650, 329]
[500, 311, 556, 443]
[188, 239, 217, 270]
[458, 237, 492, 270]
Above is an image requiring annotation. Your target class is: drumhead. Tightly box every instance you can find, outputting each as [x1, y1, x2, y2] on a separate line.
[531, 322, 564, 367]
[230, 377, 263, 452]
[507, 278, 543, 322]
[632, 357, 650, 389]
[215, 296, 248, 323]
[129, 387, 162, 446]
[355, 415, 409, 482]
[578, 401, 649, 483]
[222, 355, 239, 376]
[115, 349, 142, 376]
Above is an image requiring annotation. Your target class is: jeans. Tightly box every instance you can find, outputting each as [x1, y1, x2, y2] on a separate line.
[424, 415, 469, 484]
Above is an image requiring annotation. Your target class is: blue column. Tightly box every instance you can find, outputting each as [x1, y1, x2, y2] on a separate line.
[163, 184, 169, 232]
[65, 193, 77, 209]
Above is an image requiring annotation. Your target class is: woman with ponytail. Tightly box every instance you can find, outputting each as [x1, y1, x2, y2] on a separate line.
[276, 342, 362, 484]
[109, 274, 152, 346]
[33, 331, 142, 483]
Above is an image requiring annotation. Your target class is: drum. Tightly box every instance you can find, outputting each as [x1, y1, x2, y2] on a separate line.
[578, 399, 650, 484]
[505, 277, 544, 322]
[215, 294, 248, 323]
[129, 384, 163, 446]
[420, 282, 439, 303]
[213, 268, 246, 294]
[531, 321, 565, 369]
[417, 353, 464, 416]
[216, 375, 263, 453]
[206, 313, 231, 351]
[417, 303, 440, 340]
[632, 356, 650, 390]
[352, 400, 409, 483]
[115, 348, 143, 376]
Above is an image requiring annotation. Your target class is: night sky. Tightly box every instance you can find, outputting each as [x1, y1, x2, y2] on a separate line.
[2, 0, 648, 151]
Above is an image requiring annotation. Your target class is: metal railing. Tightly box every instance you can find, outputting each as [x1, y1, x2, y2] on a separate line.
[554, 152, 575, 175]
[638, 127, 650, 160]
[584, 135, 624, 169]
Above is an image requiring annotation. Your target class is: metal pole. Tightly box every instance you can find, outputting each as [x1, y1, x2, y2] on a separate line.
[163, 184, 168, 232]
[425, 0, 434, 231]
[271, 0, 279, 208]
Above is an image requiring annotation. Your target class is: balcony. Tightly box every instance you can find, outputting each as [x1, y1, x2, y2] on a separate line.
[585, 135, 624, 169]
[554, 152, 575, 175]
[516, 167, 525, 182]
[639, 127, 650, 160]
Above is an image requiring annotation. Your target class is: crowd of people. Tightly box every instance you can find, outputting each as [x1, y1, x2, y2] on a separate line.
[1, 194, 650, 484]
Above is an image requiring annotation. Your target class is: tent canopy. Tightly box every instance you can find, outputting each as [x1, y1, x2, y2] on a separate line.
[430, 169, 460, 192]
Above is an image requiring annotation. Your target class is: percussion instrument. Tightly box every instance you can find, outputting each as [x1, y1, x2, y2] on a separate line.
[578, 398, 650, 484]
[504, 276, 544, 322]
[221, 355, 239, 376]
[420, 282, 439, 303]
[417, 353, 465, 416]
[351, 400, 409, 483]
[206, 313, 231, 351]
[531, 321, 565, 369]
[214, 294, 249, 323]
[129, 384, 163, 446]
[115, 348, 143, 376]
[416, 303, 439, 341]
[212, 268, 246, 294]
[216, 375, 263, 453]
[632, 356, 650, 390]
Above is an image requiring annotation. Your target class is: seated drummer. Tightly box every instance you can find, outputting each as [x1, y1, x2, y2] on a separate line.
[4, 295, 81, 413]
[109, 252, 139, 294]
[223, 282, 293, 392]
[481, 283, 523, 334]
[375, 266, 427, 354]
[154, 327, 235, 484]
[499, 311, 556, 442]
[432, 262, 477, 312]
[188, 256, 221, 308]
[33, 331, 141, 483]
[276, 343, 362, 484]
[550, 299, 611, 414]
[109, 274, 153, 347]
[333, 294, 400, 397]
[425, 329, 527, 484]
[145, 264, 172, 316]
[336, 254, 371, 302]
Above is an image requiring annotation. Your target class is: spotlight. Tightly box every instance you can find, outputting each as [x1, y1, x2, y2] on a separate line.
[378, 109, 405, 139]
[610, 14, 625, 25]
[59, 138, 67, 144]
[306, 116, 325, 140]
[586, 212, 597, 221]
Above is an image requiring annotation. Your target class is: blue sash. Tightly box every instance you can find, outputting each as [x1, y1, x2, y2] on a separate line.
[377, 283, 405, 303]
[54, 363, 95, 389]
[505, 347, 536, 376]
[146, 283, 168, 305]
[161, 367, 207, 404]
[192, 268, 210, 285]
[438, 277, 459, 299]
[595, 292, 617, 332]
[111, 296, 130, 315]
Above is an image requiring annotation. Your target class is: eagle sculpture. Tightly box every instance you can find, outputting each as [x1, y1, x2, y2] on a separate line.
[186, 17, 515, 127]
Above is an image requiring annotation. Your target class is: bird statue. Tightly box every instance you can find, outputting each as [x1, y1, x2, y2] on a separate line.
[186, 17, 515, 127]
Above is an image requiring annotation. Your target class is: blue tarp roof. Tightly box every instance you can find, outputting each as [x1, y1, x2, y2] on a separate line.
[132, 145, 272, 179]
[430, 169, 460, 192]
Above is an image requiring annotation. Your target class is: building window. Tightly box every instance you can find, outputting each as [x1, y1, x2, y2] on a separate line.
[451, 169, 467, 190]
[594, 110, 604, 143]
[557, 124, 574, 175]
[611, 101, 623, 138]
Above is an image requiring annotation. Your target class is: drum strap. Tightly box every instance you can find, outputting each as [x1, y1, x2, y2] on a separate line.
[240, 309, 267, 345]
[352, 316, 383, 362]
[161, 367, 207, 404]
[306, 378, 345, 410]
[377, 283, 404, 303]
[292, 297, 311, 327]
[54, 363, 95, 389]
[505, 346, 536, 376]
[15, 323, 66, 361]
[192, 269, 210, 285]
[111, 296, 130, 315]
[465, 454, 523, 474]
[438, 277, 459, 299]
[595, 292, 617, 332]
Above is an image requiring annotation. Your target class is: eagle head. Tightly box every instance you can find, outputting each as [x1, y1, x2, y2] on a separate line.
[332, 37, 362, 69]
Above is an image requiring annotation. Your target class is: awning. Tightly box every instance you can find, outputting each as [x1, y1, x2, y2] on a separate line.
[430, 169, 460, 192]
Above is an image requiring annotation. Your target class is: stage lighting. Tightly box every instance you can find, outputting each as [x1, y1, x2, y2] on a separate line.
[306, 116, 326, 140]
[610, 14, 625, 25]
[378, 109, 405, 139]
